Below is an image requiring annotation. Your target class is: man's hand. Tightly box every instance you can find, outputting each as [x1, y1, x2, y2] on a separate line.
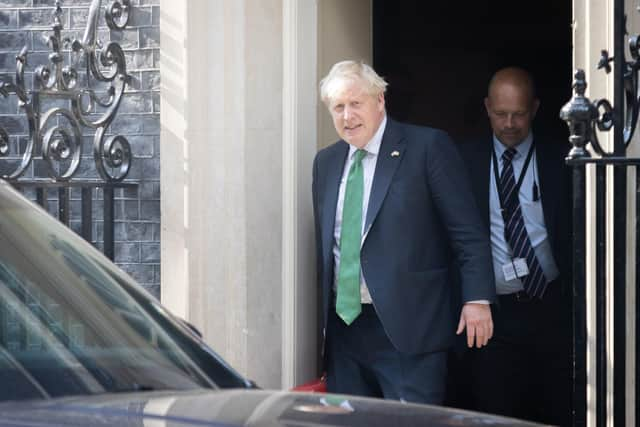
[456, 303, 493, 348]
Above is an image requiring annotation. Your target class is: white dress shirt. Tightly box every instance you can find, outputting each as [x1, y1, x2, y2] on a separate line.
[332, 116, 387, 303]
[489, 133, 560, 294]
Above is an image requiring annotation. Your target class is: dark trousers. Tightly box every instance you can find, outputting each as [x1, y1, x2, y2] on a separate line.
[470, 282, 572, 426]
[326, 304, 447, 404]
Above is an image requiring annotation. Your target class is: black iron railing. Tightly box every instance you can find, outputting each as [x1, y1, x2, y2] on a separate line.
[1, 0, 133, 261]
[10, 180, 137, 261]
[560, 1, 639, 425]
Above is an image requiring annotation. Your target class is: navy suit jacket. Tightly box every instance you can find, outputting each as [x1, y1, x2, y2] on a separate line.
[312, 118, 495, 355]
[458, 135, 572, 291]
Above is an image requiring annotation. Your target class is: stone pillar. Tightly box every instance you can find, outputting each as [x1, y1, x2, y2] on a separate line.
[572, 2, 613, 423]
[160, 0, 285, 388]
[282, 0, 318, 389]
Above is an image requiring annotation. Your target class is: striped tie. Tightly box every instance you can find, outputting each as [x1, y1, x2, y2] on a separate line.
[500, 148, 548, 298]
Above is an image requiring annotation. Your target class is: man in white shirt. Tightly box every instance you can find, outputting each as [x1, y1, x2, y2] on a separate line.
[459, 67, 572, 425]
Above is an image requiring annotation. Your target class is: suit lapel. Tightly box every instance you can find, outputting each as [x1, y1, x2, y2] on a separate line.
[321, 142, 349, 264]
[363, 119, 405, 241]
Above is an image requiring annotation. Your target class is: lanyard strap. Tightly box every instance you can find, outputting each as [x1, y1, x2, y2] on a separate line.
[491, 141, 536, 212]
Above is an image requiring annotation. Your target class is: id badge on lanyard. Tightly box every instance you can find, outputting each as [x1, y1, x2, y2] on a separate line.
[502, 258, 529, 281]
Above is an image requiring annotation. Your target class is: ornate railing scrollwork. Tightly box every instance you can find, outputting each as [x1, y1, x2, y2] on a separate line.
[561, 22, 640, 158]
[105, 0, 131, 30]
[0, 0, 132, 182]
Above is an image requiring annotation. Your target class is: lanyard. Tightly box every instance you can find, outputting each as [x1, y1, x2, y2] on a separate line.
[491, 142, 535, 213]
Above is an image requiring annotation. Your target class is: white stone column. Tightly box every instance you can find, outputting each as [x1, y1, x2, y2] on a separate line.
[282, 0, 319, 389]
[573, 2, 614, 425]
[160, 0, 285, 388]
[573, 3, 613, 425]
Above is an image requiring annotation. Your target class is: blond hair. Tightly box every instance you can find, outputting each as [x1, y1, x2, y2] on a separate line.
[319, 60, 388, 105]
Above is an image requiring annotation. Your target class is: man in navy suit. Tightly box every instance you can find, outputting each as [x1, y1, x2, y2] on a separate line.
[460, 67, 572, 425]
[312, 60, 495, 404]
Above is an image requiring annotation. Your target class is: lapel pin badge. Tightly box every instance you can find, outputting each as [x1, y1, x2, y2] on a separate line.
[391, 150, 400, 157]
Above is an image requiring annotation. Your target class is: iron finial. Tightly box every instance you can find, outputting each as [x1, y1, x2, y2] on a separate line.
[560, 69, 597, 159]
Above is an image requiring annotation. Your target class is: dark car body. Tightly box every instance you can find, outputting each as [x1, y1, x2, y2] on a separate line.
[0, 389, 546, 427]
[0, 180, 544, 426]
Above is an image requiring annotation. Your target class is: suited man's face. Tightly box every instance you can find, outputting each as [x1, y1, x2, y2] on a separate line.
[328, 81, 385, 149]
[485, 82, 539, 147]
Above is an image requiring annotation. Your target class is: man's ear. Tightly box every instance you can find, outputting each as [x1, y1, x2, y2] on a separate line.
[484, 97, 490, 115]
[377, 92, 385, 111]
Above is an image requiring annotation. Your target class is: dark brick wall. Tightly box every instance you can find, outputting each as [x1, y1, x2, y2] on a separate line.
[0, 0, 161, 297]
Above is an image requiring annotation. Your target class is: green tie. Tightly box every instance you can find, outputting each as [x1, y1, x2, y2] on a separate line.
[336, 149, 366, 325]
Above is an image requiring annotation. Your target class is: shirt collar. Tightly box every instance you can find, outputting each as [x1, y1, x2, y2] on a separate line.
[348, 115, 387, 159]
[492, 132, 533, 160]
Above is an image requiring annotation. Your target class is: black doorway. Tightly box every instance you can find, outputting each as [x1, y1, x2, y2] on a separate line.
[373, 0, 572, 143]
